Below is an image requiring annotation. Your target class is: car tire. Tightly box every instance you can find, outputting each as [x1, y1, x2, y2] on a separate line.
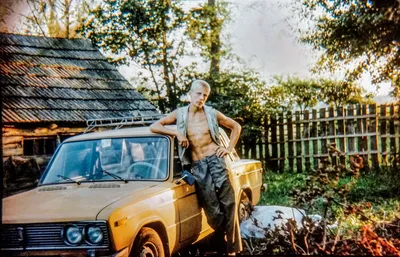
[131, 227, 165, 257]
[238, 192, 251, 223]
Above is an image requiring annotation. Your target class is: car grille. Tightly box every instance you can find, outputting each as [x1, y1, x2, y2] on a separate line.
[1, 222, 109, 250]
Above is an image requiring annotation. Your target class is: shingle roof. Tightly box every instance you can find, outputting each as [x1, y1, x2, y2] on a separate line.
[0, 33, 159, 124]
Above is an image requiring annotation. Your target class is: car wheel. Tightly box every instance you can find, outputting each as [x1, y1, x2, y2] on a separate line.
[238, 192, 251, 223]
[132, 227, 165, 257]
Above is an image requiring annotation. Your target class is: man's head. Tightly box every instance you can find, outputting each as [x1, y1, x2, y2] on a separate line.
[189, 80, 211, 108]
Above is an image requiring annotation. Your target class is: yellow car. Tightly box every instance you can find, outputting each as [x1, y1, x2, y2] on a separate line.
[2, 126, 264, 257]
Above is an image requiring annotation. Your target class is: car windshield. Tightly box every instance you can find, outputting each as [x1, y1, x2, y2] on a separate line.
[41, 136, 169, 185]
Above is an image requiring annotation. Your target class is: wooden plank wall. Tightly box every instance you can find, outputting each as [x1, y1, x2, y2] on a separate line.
[2, 126, 85, 157]
[237, 103, 400, 172]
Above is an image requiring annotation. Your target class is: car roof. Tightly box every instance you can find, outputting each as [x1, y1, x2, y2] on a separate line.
[64, 125, 176, 143]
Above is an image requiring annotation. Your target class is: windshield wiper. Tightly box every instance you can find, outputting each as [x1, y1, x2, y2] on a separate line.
[102, 170, 128, 183]
[57, 175, 81, 185]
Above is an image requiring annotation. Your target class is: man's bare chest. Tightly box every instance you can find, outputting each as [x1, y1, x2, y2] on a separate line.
[187, 114, 210, 138]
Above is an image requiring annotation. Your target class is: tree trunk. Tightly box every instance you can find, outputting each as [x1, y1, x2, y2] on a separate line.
[208, 0, 220, 83]
[162, 0, 176, 111]
[64, 0, 71, 38]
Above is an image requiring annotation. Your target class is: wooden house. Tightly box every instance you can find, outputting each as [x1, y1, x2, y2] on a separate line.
[1, 33, 160, 158]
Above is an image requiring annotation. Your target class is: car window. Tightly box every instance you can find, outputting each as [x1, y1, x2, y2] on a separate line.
[41, 136, 170, 184]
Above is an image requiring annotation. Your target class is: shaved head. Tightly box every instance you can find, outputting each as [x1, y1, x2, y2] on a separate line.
[190, 80, 211, 92]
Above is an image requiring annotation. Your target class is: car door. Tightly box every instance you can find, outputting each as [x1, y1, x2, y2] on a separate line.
[171, 138, 209, 243]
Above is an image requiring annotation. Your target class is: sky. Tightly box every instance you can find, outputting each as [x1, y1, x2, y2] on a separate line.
[178, 0, 392, 96]
[0, 0, 393, 96]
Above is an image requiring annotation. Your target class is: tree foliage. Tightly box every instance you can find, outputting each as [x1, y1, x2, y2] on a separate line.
[270, 76, 371, 112]
[186, 0, 230, 79]
[300, 0, 400, 93]
[319, 79, 373, 108]
[178, 68, 267, 135]
[273, 76, 320, 112]
[80, 0, 187, 112]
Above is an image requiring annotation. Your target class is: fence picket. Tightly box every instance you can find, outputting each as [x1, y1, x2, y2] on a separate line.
[380, 104, 388, 165]
[304, 110, 311, 171]
[337, 106, 346, 165]
[320, 108, 328, 156]
[287, 112, 294, 172]
[270, 117, 278, 171]
[369, 104, 379, 169]
[312, 109, 318, 169]
[237, 103, 399, 172]
[279, 113, 285, 172]
[347, 105, 356, 153]
[295, 111, 302, 172]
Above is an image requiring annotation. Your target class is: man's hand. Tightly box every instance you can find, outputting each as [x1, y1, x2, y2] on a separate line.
[215, 146, 231, 157]
[177, 132, 189, 148]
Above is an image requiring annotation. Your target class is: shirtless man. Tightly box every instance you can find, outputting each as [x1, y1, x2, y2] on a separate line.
[150, 80, 242, 255]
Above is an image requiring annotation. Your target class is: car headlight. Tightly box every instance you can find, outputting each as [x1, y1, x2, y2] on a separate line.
[64, 225, 83, 245]
[85, 225, 103, 245]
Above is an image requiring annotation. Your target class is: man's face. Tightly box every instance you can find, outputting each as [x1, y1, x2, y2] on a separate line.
[190, 85, 210, 108]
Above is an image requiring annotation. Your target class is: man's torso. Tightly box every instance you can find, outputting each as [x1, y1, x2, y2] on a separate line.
[187, 110, 218, 161]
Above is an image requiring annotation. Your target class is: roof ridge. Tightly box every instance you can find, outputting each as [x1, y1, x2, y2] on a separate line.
[3, 62, 116, 71]
[3, 84, 137, 91]
[0, 43, 99, 52]
[0, 33, 96, 51]
[0, 32, 87, 41]
[1, 72, 127, 82]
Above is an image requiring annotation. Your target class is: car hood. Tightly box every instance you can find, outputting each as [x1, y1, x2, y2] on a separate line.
[2, 182, 159, 224]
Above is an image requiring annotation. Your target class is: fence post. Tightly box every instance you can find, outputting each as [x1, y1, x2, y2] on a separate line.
[270, 116, 278, 172]
[356, 104, 369, 170]
[304, 110, 311, 171]
[279, 113, 285, 172]
[380, 104, 388, 165]
[312, 109, 318, 169]
[369, 104, 379, 170]
[347, 105, 356, 154]
[264, 115, 270, 170]
[328, 107, 337, 165]
[251, 130, 257, 160]
[320, 108, 328, 156]
[389, 104, 397, 166]
[295, 111, 302, 173]
[258, 128, 264, 161]
[287, 111, 294, 172]
[337, 106, 346, 165]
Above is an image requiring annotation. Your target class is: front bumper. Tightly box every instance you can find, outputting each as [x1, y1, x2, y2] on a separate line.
[0, 247, 129, 257]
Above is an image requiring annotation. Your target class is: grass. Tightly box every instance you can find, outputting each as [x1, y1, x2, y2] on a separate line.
[259, 169, 400, 223]
[259, 171, 307, 206]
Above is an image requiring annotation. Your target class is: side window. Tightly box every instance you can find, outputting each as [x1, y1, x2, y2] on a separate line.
[173, 138, 183, 178]
[24, 137, 57, 155]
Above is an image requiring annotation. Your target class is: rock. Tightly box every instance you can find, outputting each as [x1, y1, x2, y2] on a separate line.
[240, 205, 306, 239]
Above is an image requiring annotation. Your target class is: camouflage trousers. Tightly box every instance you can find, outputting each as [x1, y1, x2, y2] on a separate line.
[192, 154, 238, 253]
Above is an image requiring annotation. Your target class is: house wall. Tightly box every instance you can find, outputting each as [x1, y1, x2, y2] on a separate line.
[2, 125, 85, 157]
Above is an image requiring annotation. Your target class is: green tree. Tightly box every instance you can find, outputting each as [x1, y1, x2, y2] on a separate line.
[319, 79, 371, 108]
[178, 68, 268, 135]
[299, 0, 400, 94]
[186, 0, 230, 82]
[81, 0, 187, 112]
[273, 76, 320, 112]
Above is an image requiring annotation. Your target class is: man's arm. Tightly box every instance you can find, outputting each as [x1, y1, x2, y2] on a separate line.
[150, 111, 189, 148]
[216, 111, 242, 157]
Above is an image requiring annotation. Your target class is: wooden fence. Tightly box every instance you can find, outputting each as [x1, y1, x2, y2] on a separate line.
[236, 103, 400, 172]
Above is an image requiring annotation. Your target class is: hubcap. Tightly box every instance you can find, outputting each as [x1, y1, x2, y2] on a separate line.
[140, 242, 159, 257]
